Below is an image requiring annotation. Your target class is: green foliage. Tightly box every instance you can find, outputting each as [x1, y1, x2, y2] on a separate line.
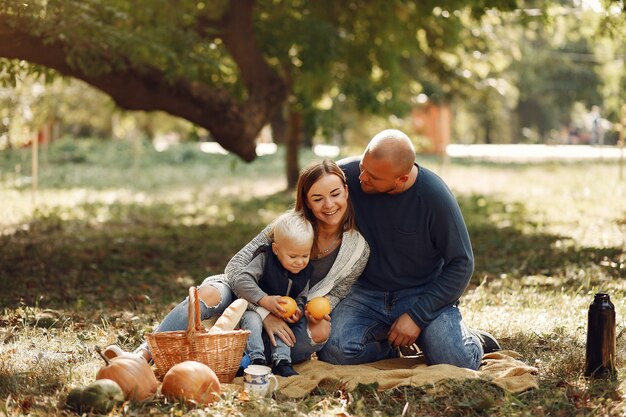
[0, 0, 231, 86]
[1, 0, 550, 146]
[3, 0, 625, 149]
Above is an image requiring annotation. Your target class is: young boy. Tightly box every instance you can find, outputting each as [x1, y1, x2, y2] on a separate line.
[232, 211, 315, 377]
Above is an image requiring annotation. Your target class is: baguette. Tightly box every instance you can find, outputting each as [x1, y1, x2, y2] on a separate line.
[207, 299, 248, 334]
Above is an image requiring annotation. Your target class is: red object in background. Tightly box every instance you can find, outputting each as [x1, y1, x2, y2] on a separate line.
[19, 127, 48, 148]
[411, 102, 451, 155]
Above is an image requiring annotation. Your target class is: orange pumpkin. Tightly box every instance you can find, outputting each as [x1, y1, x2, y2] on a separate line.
[306, 297, 331, 320]
[95, 346, 158, 401]
[278, 296, 298, 318]
[161, 361, 221, 405]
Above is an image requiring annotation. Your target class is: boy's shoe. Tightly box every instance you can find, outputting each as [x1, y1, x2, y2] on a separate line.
[251, 358, 267, 366]
[273, 360, 299, 377]
[236, 356, 263, 377]
[469, 328, 501, 354]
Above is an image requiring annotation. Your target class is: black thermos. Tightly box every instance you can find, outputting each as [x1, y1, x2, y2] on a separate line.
[584, 292, 616, 378]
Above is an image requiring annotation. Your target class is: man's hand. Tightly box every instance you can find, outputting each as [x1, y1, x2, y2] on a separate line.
[388, 313, 421, 347]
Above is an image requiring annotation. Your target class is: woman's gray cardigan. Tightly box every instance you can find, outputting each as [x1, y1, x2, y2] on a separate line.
[222, 225, 370, 311]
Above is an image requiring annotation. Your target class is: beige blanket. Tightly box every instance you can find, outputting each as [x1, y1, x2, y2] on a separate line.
[232, 350, 538, 398]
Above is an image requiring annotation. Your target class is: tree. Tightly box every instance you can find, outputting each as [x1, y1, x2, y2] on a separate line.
[1, 0, 545, 184]
[0, 0, 286, 161]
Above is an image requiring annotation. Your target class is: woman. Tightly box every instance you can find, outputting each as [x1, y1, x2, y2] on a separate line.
[114, 159, 369, 364]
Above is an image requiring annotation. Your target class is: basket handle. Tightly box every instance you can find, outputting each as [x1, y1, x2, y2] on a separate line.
[187, 286, 203, 335]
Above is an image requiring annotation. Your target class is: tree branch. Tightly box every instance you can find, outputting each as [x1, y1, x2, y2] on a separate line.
[0, 5, 288, 162]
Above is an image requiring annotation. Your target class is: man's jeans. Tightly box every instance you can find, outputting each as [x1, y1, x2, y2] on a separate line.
[317, 285, 483, 370]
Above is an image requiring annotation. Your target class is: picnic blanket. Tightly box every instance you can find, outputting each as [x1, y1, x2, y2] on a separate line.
[231, 350, 538, 398]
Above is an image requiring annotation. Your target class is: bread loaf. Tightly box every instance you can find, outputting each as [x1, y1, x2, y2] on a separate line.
[207, 299, 248, 334]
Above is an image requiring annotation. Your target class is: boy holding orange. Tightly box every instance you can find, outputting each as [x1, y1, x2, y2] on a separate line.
[232, 211, 318, 377]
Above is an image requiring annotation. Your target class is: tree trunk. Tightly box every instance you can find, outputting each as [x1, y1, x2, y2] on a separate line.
[286, 109, 301, 190]
[270, 106, 288, 145]
[484, 119, 492, 144]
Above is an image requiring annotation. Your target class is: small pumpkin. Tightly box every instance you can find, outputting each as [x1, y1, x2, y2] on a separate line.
[95, 345, 158, 401]
[65, 387, 85, 412]
[65, 379, 124, 414]
[278, 296, 298, 319]
[306, 297, 331, 320]
[161, 361, 221, 405]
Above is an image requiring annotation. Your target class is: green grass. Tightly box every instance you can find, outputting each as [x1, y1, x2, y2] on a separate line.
[0, 139, 625, 416]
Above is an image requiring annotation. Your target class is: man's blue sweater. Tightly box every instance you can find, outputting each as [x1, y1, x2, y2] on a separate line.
[340, 157, 474, 329]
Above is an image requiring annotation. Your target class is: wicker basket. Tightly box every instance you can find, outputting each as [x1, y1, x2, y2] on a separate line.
[146, 286, 250, 383]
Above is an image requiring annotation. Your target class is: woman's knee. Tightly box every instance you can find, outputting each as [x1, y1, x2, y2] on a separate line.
[308, 320, 331, 344]
[197, 284, 222, 307]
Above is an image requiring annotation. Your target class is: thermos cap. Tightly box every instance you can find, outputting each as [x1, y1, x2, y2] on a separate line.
[591, 293, 614, 309]
[594, 293, 610, 302]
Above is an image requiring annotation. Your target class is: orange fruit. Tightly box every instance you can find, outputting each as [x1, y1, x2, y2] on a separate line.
[306, 297, 331, 320]
[279, 296, 298, 318]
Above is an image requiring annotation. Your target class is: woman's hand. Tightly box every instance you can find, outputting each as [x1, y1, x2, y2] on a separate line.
[263, 314, 296, 347]
[304, 309, 330, 324]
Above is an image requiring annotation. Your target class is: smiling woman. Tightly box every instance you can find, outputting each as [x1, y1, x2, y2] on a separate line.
[110, 159, 369, 371]
[300, 171, 350, 257]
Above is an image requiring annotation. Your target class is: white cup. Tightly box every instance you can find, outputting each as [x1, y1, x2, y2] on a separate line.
[243, 365, 278, 397]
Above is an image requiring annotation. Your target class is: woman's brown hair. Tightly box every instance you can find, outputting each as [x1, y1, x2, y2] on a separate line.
[294, 159, 356, 237]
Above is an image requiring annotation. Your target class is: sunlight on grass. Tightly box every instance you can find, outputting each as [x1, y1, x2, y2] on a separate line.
[435, 161, 625, 248]
[1, 181, 289, 235]
[1, 141, 625, 416]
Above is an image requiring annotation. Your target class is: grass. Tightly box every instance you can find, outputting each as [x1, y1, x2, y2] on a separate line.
[0, 138, 625, 416]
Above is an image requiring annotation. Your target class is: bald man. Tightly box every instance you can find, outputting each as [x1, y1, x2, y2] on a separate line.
[318, 129, 500, 370]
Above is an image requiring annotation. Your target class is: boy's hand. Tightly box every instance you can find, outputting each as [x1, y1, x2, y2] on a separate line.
[258, 295, 287, 317]
[284, 307, 303, 324]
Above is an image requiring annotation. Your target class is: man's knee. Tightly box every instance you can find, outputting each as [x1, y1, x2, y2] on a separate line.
[418, 309, 482, 370]
[423, 346, 481, 370]
[317, 336, 368, 365]
[317, 341, 347, 365]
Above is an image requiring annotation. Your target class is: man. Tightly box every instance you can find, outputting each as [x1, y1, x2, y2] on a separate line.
[317, 129, 499, 370]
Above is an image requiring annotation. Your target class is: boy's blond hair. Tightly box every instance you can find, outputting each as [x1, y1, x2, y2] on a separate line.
[268, 211, 314, 246]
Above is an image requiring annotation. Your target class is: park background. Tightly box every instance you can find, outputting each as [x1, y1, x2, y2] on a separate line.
[1, 1, 625, 416]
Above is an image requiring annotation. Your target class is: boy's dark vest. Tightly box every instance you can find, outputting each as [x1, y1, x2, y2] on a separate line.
[254, 245, 312, 298]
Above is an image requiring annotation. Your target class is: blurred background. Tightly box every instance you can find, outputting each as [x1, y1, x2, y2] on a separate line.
[0, 0, 625, 182]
